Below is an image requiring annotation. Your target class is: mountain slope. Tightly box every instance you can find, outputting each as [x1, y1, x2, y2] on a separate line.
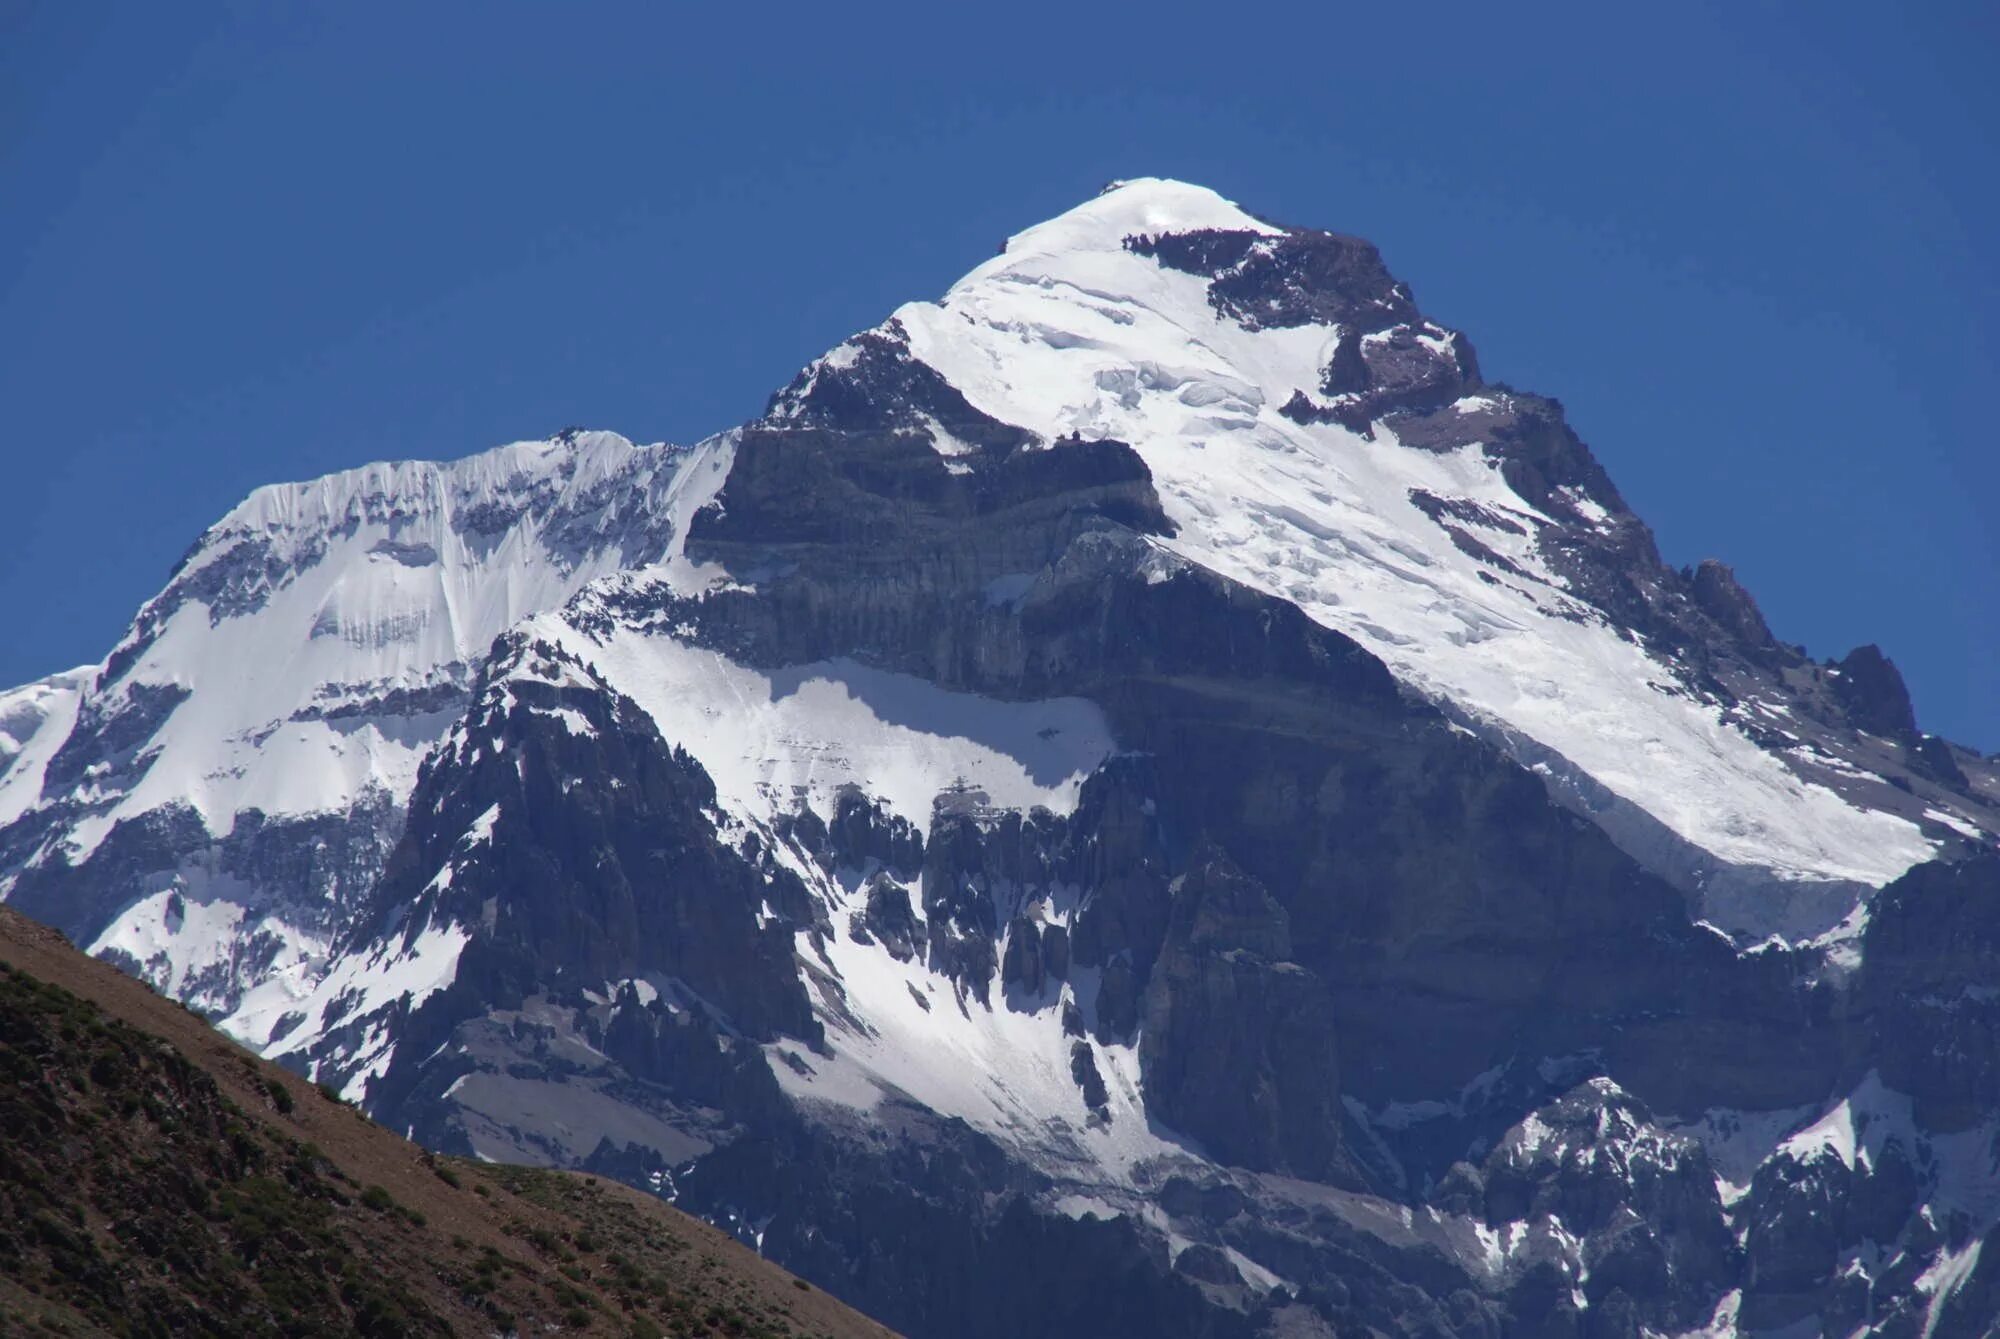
[799, 178, 1991, 944]
[6, 178, 1999, 1339]
[0, 905, 897, 1339]
[0, 431, 729, 1029]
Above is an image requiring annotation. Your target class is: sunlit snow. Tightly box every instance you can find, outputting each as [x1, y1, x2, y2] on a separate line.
[863, 177, 1934, 928]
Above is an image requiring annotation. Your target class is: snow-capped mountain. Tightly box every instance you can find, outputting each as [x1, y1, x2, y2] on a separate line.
[0, 431, 725, 1020]
[780, 180, 1989, 944]
[7, 179, 1999, 1338]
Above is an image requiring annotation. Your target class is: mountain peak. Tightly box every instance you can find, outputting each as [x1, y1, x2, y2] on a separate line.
[857, 188, 1957, 931]
[973, 177, 1283, 280]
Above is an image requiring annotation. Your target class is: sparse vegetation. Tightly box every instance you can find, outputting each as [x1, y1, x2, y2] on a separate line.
[0, 908, 892, 1339]
[0, 959, 441, 1336]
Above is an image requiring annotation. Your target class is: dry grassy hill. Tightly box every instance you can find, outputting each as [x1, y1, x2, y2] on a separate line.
[0, 907, 899, 1339]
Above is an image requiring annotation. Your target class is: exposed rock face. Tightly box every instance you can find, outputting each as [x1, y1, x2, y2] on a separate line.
[1140, 851, 1343, 1180]
[1932, 1222, 2000, 1339]
[673, 1104, 1258, 1339]
[1477, 1080, 1736, 1334]
[8, 789, 403, 1019]
[850, 874, 927, 963]
[281, 630, 822, 1149]
[1688, 558, 1784, 662]
[1832, 642, 1920, 739]
[1853, 851, 2000, 1130]
[1125, 226, 1417, 334]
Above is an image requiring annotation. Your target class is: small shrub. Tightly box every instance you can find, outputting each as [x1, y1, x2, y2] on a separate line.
[264, 1077, 294, 1114]
[433, 1164, 462, 1189]
[360, 1185, 396, 1213]
[791, 1278, 811, 1292]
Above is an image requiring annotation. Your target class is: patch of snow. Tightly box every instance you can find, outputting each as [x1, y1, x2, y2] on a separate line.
[0, 667, 90, 831]
[1920, 1239, 1985, 1339]
[461, 804, 499, 848]
[86, 884, 325, 1018]
[563, 616, 1115, 828]
[1780, 1094, 1860, 1170]
[1667, 1103, 1820, 1207]
[1672, 1289, 1742, 1339]
[1925, 806, 1987, 840]
[534, 705, 597, 737]
[1557, 486, 1612, 528]
[775, 912, 1183, 1178]
[257, 918, 470, 1075]
[1053, 1193, 1121, 1221]
[1681, 1073, 2000, 1236]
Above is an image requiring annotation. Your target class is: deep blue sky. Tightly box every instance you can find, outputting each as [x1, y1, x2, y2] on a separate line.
[4, 2, 1995, 749]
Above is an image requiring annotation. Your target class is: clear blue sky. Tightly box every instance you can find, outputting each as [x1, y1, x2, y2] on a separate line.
[3, 2, 1994, 749]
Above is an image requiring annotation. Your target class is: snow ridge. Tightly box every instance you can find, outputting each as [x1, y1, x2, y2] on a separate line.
[0, 430, 712, 1021]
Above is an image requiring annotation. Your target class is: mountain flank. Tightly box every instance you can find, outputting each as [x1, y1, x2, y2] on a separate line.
[0, 906, 898, 1339]
[3, 178, 1997, 1337]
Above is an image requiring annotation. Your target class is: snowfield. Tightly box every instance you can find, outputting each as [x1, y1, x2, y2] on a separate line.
[1, 431, 705, 1023]
[871, 178, 1934, 932]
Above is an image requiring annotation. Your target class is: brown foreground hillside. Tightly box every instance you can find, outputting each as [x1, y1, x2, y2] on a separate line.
[0, 907, 898, 1339]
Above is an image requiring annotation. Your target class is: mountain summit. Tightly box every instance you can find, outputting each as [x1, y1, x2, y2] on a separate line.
[783, 178, 1977, 933]
[4, 179, 1997, 1338]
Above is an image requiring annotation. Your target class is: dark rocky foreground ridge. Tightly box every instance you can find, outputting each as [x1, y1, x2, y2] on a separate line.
[4, 180, 1999, 1338]
[0, 906, 898, 1338]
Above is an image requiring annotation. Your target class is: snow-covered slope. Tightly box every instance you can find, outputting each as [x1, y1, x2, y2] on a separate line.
[777, 178, 1981, 942]
[0, 430, 723, 1016]
[0, 667, 90, 828]
[71, 432, 704, 859]
[511, 604, 1166, 1173]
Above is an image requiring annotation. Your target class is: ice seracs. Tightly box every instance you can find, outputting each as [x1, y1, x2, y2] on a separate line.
[64, 431, 688, 861]
[0, 430, 703, 1019]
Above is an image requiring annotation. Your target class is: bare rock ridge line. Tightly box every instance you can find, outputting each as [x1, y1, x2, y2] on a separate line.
[2, 177, 1998, 1337]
